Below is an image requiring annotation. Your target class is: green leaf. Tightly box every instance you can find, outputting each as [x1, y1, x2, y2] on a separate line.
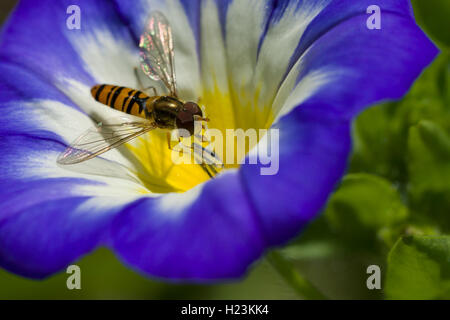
[351, 102, 400, 179]
[417, 121, 450, 158]
[325, 174, 408, 247]
[408, 121, 450, 231]
[267, 251, 327, 300]
[436, 53, 450, 104]
[412, 0, 450, 49]
[351, 54, 450, 183]
[282, 241, 345, 260]
[386, 235, 450, 299]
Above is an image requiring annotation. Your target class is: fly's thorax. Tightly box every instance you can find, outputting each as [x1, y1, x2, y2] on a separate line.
[151, 96, 184, 129]
[150, 98, 203, 135]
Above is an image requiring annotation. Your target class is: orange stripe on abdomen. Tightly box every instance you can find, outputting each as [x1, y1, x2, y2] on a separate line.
[90, 84, 151, 119]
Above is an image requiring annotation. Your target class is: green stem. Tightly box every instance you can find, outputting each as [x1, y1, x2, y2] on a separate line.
[267, 251, 327, 300]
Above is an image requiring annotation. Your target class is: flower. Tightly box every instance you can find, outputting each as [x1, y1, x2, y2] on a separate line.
[0, 0, 437, 281]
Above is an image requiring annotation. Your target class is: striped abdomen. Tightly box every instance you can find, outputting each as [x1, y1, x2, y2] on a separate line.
[91, 84, 156, 119]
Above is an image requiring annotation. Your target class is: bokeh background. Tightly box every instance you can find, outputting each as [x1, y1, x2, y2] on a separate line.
[0, 0, 448, 299]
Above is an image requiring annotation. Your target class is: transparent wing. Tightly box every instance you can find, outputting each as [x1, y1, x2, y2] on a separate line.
[57, 118, 157, 165]
[139, 11, 177, 97]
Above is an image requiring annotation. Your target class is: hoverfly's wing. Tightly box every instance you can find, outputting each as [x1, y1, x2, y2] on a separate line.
[139, 11, 177, 97]
[57, 118, 157, 165]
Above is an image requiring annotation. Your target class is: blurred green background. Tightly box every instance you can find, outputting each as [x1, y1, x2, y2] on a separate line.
[0, 0, 449, 300]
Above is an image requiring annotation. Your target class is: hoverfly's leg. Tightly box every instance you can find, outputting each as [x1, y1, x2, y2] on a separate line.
[194, 115, 210, 122]
[191, 142, 215, 179]
[144, 86, 158, 96]
[134, 67, 158, 96]
[193, 115, 210, 136]
[194, 130, 209, 144]
[134, 67, 145, 90]
[166, 131, 182, 150]
[195, 133, 207, 143]
[191, 141, 223, 174]
[200, 163, 214, 179]
[166, 132, 172, 150]
[207, 163, 219, 176]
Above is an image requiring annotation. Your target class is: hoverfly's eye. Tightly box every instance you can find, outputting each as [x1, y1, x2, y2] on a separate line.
[183, 102, 202, 117]
[176, 110, 193, 124]
[176, 114, 195, 136]
[176, 102, 202, 136]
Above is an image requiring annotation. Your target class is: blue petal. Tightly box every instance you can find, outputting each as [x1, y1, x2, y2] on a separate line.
[0, 0, 146, 278]
[0, 135, 121, 278]
[241, 0, 437, 246]
[241, 105, 351, 246]
[0, 0, 136, 86]
[0, 63, 78, 136]
[110, 171, 265, 281]
[285, 0, 416, 71]
[289, 1, 438, 118]
[0, 195, 117, 278]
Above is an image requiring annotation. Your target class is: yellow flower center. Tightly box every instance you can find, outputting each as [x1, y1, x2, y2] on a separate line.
[127, 81, 274, 194]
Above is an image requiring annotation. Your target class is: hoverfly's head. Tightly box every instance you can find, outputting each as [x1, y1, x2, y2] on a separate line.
[176, 102, 203, 136]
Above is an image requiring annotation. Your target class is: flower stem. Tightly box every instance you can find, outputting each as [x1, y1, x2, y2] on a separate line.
[267, 251, 327, 300]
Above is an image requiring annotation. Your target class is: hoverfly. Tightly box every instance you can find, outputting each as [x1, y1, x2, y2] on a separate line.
[58, 11, 220, 176]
